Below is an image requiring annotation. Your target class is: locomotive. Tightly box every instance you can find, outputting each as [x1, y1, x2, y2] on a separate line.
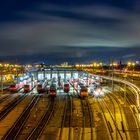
[9, 84, 20, 92]
[9, 82, 25, 92]
[37, 81, 47, 93]
[49, 84, 57, 96]
[23, 81, 37, 93]
[63, 83, 70, 93]
[37, 84, 45, 93]
[24, 84, 31, 92]
[80, 86, 88, 97]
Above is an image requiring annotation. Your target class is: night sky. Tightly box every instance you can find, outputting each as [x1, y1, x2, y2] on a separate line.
[0, 0, 140, 64]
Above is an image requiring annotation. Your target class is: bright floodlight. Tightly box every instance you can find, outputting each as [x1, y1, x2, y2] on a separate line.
[94, 88, 104, 97]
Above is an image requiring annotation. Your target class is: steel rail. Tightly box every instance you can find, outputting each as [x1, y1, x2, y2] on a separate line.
[98, 98, 124, 140]
[0, 94, 12, 104]
[0, 94, 26, 121]
[106, 93, 128, 140]
[81, 98, 94, 140]
[2, 95, 39, 140]
[26, 98, 55, 140]
[97, 98, 116, 140]
[58, 94, 73, 140]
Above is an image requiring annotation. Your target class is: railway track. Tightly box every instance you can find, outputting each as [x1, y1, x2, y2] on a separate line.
[0, 94, 27, 121]
[0, 94, 19, 107]
[109, 87, 140, 140]
[114, 84, 137, 106]
[0, 94, 12, 104]
[126, 87, 137, 105]
[58, 94, 73, 140]
[15, 95, 49, 140]
[117, 84, 136, 105]
[26, 97, 55, 140]
[97, 98, 124, 140]
[105, 93, 129, 139]
[2, 95, 39, 140]
[81, 98, 94, 140]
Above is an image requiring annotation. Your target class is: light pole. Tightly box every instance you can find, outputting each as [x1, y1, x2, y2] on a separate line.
[99, 62, 103, 76]
[112, 65, 114, 92]
[0, 64, 3, 93]
[123, 73, 127, 106]
[111, 62, 118, 92]
[110, 62, 114, 92]
[127, 61, 135, 82]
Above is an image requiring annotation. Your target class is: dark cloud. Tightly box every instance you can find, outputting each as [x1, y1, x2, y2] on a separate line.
[0, 0, 140, 64]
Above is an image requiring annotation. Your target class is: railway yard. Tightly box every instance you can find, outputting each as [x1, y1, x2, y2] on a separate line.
[0, 77, 140, 140]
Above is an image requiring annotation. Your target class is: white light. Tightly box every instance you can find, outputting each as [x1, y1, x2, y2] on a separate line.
[20, 77, 23, 81]
[100, 91, 104, 96]
[94, 90, 100, 96]
[94, 88, 104, 97]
